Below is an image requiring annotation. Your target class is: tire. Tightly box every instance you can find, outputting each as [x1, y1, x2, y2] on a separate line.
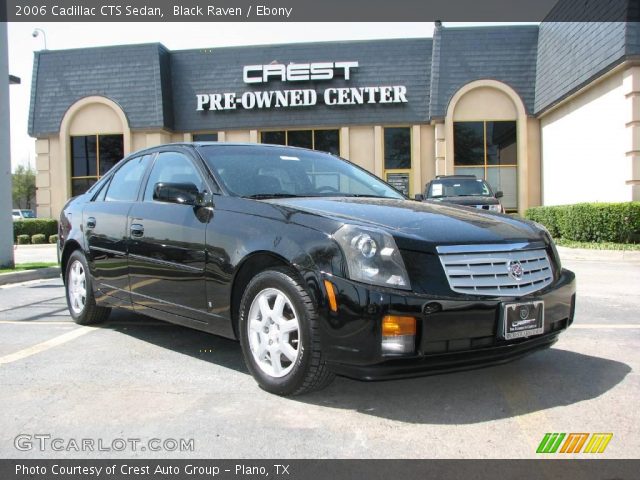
[65, 250, 111, 325]
[238, 267, 335, 396]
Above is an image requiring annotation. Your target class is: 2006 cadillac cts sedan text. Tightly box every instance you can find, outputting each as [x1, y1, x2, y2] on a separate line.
[59, 143, 576, 395]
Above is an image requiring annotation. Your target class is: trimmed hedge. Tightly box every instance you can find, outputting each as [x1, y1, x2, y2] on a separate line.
[31, 234, 47, 244]
[13, 219, 58, 243]
[49, 234, 59, 244]
[525, 202, 640, 243]
[16, 234, 30, 245]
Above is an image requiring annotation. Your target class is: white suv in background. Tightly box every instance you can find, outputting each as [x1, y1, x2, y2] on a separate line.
[12, 209, 36, 221]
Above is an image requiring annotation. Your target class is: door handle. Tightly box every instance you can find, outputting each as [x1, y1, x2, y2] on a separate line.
[86, 217, 96, 229]
[130, 223, 144, 238]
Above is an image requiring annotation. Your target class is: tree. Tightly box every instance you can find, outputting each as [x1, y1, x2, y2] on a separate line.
[12, 165, 36, 210]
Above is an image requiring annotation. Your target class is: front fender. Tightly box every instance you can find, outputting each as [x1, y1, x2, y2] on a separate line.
[203, 206, 344, 332]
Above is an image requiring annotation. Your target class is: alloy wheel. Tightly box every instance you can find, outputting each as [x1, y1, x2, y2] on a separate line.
[68, 259, 87, 315]
[247, 288, 300, 378]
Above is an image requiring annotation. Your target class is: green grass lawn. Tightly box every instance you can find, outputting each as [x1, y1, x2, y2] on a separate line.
[0, 262, 58, 274]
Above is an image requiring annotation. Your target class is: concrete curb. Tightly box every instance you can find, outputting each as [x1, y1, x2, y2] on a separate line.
[0, 266, 61, 286]
[557, 246, 640, 263]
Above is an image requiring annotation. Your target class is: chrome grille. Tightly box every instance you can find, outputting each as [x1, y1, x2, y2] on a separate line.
[438, 245, 553, 296]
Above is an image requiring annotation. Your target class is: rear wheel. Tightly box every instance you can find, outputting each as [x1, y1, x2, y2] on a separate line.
[238, 268, 334, 396]
[65, 250, 111, 325]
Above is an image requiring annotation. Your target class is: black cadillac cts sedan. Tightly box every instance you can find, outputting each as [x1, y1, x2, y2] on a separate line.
[59, 143, 576, 395]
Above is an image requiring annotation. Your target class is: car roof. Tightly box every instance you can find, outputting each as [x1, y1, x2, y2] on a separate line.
[126, 141, 321, 159]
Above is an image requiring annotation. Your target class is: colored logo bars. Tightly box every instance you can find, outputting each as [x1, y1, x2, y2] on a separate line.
[536, 433, 613, 454]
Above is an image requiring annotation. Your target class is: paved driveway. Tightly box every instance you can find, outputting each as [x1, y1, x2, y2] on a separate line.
[0, 254, 638, 458]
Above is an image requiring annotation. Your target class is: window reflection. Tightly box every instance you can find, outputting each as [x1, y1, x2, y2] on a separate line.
[454, 121, 517, 211]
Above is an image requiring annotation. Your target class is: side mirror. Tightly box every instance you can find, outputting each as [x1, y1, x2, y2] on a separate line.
[153, 182, 199, 205]
[414, 193, 425, 201]
[195, 191, 214, 208]
[495, 191, 504, 198]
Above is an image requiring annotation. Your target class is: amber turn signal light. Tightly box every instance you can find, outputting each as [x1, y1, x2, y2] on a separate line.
[324, 279, 338, 312]
[382, 315, 416, 336]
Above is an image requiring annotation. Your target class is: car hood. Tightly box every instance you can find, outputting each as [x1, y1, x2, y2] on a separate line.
[429, 195, 500, 206]
[266, 197, 544, 247]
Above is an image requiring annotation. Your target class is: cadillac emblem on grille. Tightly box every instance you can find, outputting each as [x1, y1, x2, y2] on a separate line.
[438, 245, 553, 296]
[508, 260, 524, 281]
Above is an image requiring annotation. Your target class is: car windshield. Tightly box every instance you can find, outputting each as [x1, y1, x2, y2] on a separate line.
[428, 178, 492, 198]
[20, 210, 36, 218]
[198, 145, 405, 200]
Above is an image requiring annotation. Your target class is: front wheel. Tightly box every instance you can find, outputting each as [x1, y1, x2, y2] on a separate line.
[238, 268, 334, 396]
[65, 250, 111, 325]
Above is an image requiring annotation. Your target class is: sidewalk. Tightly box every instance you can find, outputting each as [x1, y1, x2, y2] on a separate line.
[13, 244, 58, 264]
[0, 245, 61, 285]
[557, 246, 640, 263]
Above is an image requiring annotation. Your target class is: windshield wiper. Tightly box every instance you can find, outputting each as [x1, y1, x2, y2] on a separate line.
[243, 193, 301, 199]
[339, 194, 391, 198]
[244, 193, 395, 200]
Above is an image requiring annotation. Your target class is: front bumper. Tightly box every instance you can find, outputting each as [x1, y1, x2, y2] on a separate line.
[319, 268, 576, 380]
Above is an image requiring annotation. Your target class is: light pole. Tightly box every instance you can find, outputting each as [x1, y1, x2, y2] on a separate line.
[0, 23, 15, 268]
[32, 28, 47, 50]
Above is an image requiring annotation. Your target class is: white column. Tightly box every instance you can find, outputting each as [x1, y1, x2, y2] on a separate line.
[339, 127, 350, 160]
[0, 23, 14, 268]
[434, 122, 447, 176]
[411, 125, 422, 196]
[373, 126, 384, 178]
[623, 66, 640, 201]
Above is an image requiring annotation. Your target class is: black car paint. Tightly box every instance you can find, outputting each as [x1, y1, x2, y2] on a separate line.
[59, 143, 576, 379]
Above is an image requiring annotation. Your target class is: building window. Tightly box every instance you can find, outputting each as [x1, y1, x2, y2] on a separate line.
[454, 121, 517, 211]
[384, 127, 411, 170]
[383, 127, 412, 196]
[70, 134, 124, 196]
[193, 133, 218, 142]
[287, 130, 313, 150]
[260, 129, 340, 155]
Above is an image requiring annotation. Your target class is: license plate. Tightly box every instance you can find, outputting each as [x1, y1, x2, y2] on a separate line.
[501, 300, 544, 340]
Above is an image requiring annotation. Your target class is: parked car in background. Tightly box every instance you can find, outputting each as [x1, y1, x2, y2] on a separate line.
[12, 209, 36, 221]
[421, 175, 504, 213]
[58, 143, 575, 396]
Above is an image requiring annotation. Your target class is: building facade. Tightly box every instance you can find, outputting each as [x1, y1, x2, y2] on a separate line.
[28, 21, 640, 219]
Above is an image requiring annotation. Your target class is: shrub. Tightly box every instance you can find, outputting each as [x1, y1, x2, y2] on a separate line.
[525, 202, 640, 243]
[525, 205, 565, 238]
[31, 234, 47, 244]
[13, 218, 58, 242]
[49, 234, 59, 244]
[16, 234, 30, 245]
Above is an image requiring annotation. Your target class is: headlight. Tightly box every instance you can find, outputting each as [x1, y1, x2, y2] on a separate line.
[333, 225, 411, 290]
[488, 204, 502, 212]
